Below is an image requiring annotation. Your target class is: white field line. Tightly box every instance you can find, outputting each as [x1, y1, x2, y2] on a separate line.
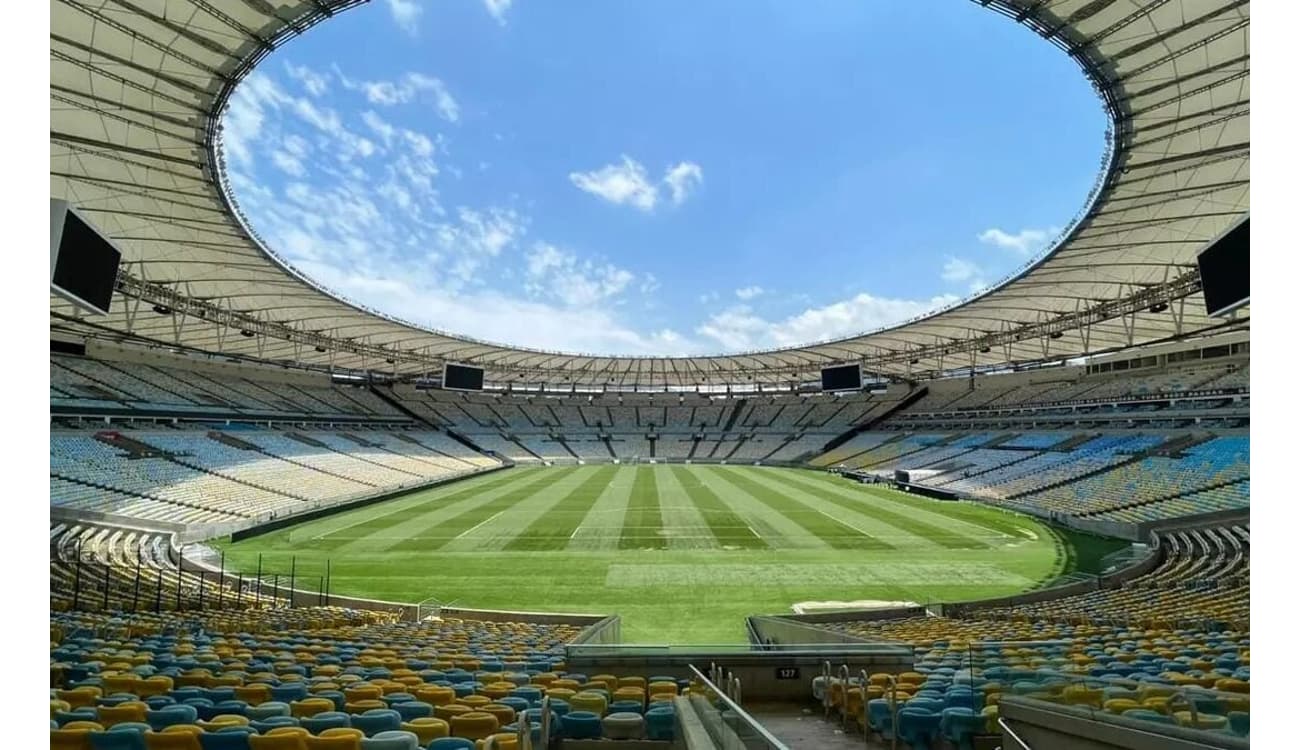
[455, 510, 505, 540]
[815, 508, 874, 538]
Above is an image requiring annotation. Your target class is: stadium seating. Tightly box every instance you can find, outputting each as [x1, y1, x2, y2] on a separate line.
[49, 608, 681, 746]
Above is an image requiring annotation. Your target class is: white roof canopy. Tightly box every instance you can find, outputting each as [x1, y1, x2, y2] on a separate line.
[50, 0, 1249, 386]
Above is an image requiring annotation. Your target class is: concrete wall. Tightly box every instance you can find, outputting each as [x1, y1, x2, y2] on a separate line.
[1000, 697, 1248, 750]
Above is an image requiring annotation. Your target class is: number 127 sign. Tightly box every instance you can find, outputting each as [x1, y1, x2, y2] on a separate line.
[775, 667, 800, 680]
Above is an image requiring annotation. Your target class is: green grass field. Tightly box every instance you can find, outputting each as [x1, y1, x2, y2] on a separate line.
[216, 464, 1084, 642]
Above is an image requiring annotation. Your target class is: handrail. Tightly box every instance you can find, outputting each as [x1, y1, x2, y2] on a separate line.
[998, 716, 1033, 750]
[687, 663, 790, 750]
[838, 664, 851, 730]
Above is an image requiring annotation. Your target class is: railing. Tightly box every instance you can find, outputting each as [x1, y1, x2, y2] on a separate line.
[686, 663, 790, 750]
[999, 717, 1034, 750]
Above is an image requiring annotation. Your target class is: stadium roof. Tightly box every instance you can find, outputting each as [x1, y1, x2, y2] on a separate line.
[50, 0, 1249, 387]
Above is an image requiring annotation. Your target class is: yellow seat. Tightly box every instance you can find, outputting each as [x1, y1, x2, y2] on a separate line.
[590, 675, 619, 692]
[344, 699, 386, 714]
[138, 676, 176, 698]
[618, 676, 647, 689]
[1104, 699, 1140, 714]
[51, 727, 96, 750]
[570, 691, 608, 716]
[546, 688, 576, 701]
[481, 682, 514, 700]
[613, 686, 645, 706]
[868, 673, 892, 688]
[319, 728, 364, 739]
[1175, 711, 1228, 730]
[291, 698, 336, 717]
[435, 703, 472, 722]
[305, 735, 360, 750]
[648, 681, 677, 696]
[1062, 686, 1103, 708]
[402, 717, 450, 744]
[451, 711, 499, 741]
[197, 715, 250, 731]
[478, 733, 518, 749]
[64, 721, 106, 731]
[416, 686, 457, 705]
[458, 695, 491, 710]
[1215, 678, 1250, 694]
[57, 687, 103, 710]
[235, 685, 273, 705]
[98, 702, 148, 727]
[344, 686, 383, 702]
[102, 675, 144, 695]
[480, 703, 515, 726]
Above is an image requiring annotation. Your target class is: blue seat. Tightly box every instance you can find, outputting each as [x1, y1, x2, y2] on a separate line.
[897, 707, 942, 750]
[361, 730, 419, 749]
[940, 707, 985, 750]
[55, 708, 99, 726]
[391, 701, 432, 721]
[249, 715, 298, 734]
[197, 731, 254, 750]
[146, 704, 198, 731]
[268, 683, 307, 703]
[314, 690, 346, 712]
[426, 739, 474, 750]
[1227, 711, 1249, 737]
[88, 730, 147, 750]
[300, 711, 351, 734]
[352, 708, 401, 737]
[213, 701, 249, 717]
[561, 710, 603, 739]
[246, 702, 290, 721]
[867, 699, 897, 740]
[645, 706, 675, 741]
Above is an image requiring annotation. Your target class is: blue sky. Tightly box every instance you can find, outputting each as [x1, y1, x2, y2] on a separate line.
[222, 0, 1106, 355]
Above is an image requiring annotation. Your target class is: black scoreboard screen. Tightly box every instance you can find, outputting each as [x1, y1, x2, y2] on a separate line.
[443, 363, 485, 391]
[821, 364, 862, 392]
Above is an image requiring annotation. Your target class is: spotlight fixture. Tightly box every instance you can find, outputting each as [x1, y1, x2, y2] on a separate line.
[979, 346, 991, 353]
[909, 358, 920, 365]
[314, 346, 327, 353]
[152, 304, 171, 315]
[239, 329, 255, 338]
[385, 358, 395, 364]
[1049, 331, 1064, 339]
[1149, 302, 1169, 313]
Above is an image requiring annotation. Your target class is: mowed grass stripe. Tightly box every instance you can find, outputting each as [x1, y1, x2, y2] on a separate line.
[792, 469, 1023, 541]
[619, 466, 666, 550]
[707, 467, 893, 550]
[668, 466, 766, 549]
[504, 466, 620, 551]
[387, 469, 563, 552]
[306, 469, 531, 549]
[764, 470, 991, 549]
[853, 484, 1031, 539]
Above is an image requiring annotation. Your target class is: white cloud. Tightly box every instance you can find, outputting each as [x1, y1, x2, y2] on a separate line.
[663, 161, 703, 204]
[569, 156, 659, 211]
[569, 157, 704, 211]
[384, 0, 422, 34]
[978, 226, 1059, 256]
[735, 285, 764, 300]
[695, 293, 959, 352]
[360, 110, 396, 146]
[483, 0, 513, 24]
[285, 63, 329, 97]
[640, 274, 660, 295]
[524, 243, 636, 308]
[698, 291, 720, 304]
[941, 256, 979, 283]
[343, 72, 460, 122]
[271, 149, 305, 177]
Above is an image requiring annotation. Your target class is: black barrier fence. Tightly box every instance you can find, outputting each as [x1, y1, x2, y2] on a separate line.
[51, 550, 336, 614]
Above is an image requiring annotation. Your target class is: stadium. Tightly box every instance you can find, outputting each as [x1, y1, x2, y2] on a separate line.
[47, 1, 1251, 749]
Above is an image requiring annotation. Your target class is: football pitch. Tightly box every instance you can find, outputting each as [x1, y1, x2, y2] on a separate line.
[216, 464, 1079, 642]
